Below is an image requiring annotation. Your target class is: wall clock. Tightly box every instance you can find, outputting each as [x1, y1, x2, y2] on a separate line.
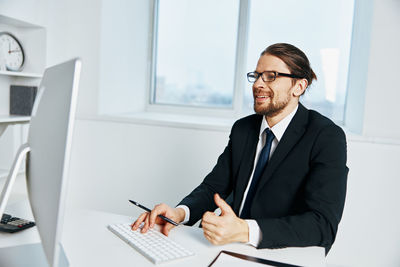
[0, 32, 25, 71]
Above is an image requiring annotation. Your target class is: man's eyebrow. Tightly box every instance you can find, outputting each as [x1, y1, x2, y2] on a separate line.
[255, 70, 275, 73]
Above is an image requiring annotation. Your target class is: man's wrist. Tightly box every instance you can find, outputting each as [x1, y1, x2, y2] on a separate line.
[175, 205, 190, 224]
[175, 207, 186, 223]
[244, 219, 262, 247]
[239, 218, 249, 243]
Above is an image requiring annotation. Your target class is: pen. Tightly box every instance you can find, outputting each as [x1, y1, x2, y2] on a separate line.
[129, 200, 180, 226]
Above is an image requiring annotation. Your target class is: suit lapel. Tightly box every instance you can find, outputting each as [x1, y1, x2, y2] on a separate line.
[233, 115, 262, 214]
[255, 104, 309, 195]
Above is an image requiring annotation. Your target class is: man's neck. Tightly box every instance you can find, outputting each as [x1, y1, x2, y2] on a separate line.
[265, 101, 299, 127]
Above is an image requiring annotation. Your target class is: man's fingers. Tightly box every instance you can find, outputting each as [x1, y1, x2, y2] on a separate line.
[203, 231, 213, 243]
[214, 193, 233, 215]
[202, 211, 219, 226]
[201, 221, 218, 233]
[133, 212, 147, 228]
[203, 229, 220, 245]
[162, 222, 175, 236]
[202, 222, 225, 243]
[203, 229, 213, 240]
[149, 204, 166, 227]
[131, 212, 148, 230]
[141, 214, 150, 233]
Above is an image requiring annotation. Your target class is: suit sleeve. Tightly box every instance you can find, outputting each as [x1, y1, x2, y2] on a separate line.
[177, 123, 237, 226]
[256, 124, 348, 252]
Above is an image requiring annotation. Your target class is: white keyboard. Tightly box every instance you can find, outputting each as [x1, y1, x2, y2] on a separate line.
[108, 223, 195, 264]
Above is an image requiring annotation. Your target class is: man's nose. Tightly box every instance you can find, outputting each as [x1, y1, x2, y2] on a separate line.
[253, 76, 265, 90]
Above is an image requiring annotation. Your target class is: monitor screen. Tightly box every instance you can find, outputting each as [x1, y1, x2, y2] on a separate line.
[27, 58, 81, 266]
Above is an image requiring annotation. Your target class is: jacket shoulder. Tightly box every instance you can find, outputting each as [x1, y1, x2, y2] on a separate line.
[233, 114, 262, 129]
[307, 109, 345, 138]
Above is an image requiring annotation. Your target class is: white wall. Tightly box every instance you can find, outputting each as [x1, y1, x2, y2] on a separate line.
[0, 0, 102, 117]
[0, 0, 48, 25]
[1, 0, 399, 267]
[98, 0, 150, 115]
[327, 140, 400, 267]
[44, 0, 102, 117]
[66, 119, 229, 215]
[362, 0, 400, 139]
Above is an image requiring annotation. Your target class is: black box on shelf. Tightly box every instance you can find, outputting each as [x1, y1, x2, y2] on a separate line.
[10, 85, 38, 116]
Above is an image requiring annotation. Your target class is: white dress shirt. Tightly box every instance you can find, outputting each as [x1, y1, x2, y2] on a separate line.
[177, 105, 299, 247]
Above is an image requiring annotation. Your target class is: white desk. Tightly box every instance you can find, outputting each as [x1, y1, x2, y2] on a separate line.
[0, 201, 326, 267]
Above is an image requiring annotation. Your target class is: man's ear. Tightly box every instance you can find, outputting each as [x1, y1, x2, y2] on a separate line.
[293, 79, 308, 97]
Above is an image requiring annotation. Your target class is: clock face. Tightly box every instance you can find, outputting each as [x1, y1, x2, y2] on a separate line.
[0, 32, 25, 71]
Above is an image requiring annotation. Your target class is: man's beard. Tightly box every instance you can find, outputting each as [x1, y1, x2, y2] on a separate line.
[253, 92, 291, 117]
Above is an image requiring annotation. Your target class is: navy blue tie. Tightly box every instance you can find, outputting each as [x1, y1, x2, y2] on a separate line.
[241, 128, 275, 219]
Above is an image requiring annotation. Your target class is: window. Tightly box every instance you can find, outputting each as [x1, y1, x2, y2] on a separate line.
[152, 0, 240, 108]
[150, 0, 355, 123]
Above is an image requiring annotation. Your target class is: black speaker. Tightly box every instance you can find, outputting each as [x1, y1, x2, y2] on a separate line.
[10, 85, 38, 116]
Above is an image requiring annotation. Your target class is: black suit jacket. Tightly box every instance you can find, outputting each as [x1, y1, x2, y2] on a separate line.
[178, 103, 348, 252]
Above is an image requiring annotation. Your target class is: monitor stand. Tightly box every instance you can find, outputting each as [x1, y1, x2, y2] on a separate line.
[0, 242, 69, 267]
[0, 143, 30, 219]
[0, 144, 69, 267]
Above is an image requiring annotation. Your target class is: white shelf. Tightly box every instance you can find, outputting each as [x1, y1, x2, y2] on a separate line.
[0, 14, 43, 184]
[0, 15, 39, 28]
[0, 70, 42, 78]
[0, 115, 30, 124]
[0, 14, 46, 76]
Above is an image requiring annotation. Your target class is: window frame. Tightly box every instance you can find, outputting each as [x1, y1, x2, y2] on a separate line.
[146, 0, 251, 118]
[145, 0, 364, 129]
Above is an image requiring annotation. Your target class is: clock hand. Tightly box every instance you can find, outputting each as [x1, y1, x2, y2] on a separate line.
[8, 49, 21, 54]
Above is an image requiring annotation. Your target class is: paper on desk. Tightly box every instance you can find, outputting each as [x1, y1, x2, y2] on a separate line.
[211, 252, 274, 267]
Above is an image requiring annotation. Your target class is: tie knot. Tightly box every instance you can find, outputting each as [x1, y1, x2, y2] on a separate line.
[264, 128, 275, 144]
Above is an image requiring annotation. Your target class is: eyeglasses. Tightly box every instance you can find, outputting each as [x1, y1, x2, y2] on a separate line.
[247, 71, 302, 83]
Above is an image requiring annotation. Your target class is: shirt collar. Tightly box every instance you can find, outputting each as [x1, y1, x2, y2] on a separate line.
[259, 105, 299, 142]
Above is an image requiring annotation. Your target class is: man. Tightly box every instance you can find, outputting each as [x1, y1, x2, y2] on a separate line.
[132, 43, 348, 253]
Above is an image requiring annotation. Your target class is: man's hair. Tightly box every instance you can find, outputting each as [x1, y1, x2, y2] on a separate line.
[261, 43, 317, 88]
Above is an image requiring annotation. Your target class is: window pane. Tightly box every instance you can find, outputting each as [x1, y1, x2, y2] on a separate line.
[244, 0, 355, 122]
[153, 0, 239, 108]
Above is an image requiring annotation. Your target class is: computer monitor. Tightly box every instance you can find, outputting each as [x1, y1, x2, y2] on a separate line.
[0, 58, 81, 267]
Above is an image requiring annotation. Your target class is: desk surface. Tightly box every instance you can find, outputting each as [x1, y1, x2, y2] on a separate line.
[0, 201, 325, 267]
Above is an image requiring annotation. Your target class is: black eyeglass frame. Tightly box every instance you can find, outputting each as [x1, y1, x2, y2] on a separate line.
[246, 71, 303, 83]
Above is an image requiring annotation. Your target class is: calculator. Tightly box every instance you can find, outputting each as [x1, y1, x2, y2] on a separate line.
[0, 213, 35, 233]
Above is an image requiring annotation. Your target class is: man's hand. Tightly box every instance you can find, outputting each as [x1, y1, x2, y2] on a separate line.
[131, 203, 185, 236]
[201, 193, 249, 245]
